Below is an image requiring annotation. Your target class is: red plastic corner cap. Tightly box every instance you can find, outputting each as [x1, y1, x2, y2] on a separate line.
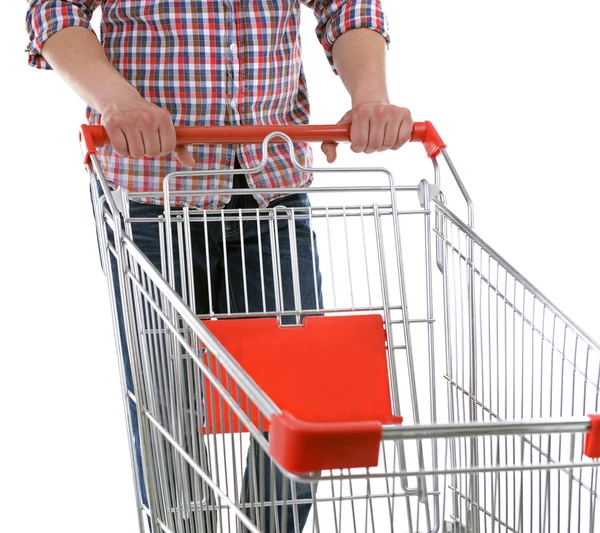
[410, 121, 446, 158]
[79, 124, 107, 165]
[269, 412, 384, 473]
[584, 414, 600, 458]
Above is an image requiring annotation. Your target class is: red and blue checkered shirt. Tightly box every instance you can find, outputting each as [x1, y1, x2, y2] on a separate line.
[26, 0, 389, 208]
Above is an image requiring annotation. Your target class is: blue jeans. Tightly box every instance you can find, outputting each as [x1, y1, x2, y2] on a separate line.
[101, 176, 322, 532]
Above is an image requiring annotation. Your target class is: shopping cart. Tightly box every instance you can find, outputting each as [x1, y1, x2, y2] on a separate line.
[81, 122, 600, 533]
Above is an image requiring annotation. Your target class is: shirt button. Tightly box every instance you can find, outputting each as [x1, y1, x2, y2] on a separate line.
[230, 43, 238, 52]
[230, 98, 238, 108]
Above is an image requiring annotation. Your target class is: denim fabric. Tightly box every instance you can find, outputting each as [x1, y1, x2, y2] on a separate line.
[101, 176, 322, 532]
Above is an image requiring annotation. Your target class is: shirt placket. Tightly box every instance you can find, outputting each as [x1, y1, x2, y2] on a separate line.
[217, 0, 243, 207]
[225, 1, 242, 128]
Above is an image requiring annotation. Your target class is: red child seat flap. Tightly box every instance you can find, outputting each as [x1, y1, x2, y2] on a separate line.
[201, 314, 403, 472]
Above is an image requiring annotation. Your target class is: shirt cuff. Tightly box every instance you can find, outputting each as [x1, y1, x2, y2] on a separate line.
[26, 1, 96, 70]
[317, 0, 390, 74]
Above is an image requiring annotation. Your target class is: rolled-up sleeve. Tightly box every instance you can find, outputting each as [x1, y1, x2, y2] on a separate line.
[25, 0, 99, 70]
[303, 0, 390, 73]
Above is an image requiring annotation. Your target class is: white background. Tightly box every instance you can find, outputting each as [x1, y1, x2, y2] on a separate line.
[2, 2, 599, 532]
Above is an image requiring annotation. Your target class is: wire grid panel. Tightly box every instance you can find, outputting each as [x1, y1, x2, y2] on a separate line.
[116, 180, 445, 533]
[434, 200, 600, 532]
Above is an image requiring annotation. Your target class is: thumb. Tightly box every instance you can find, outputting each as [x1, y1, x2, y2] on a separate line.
[174, 144, 196, 168]
[321, 141, 338, 163]
[321, 110, 353, 164]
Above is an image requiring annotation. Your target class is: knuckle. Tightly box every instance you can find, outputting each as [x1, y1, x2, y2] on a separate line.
[354, 105, 370, 119]
[375, 105, 388, 119]
[157, 107, 173, 124]
[138, 110, 154, 127]
[391, 106, 406, 118]
[102, 114, 115, 127]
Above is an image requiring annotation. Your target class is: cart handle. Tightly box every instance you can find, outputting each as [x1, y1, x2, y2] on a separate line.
[79, 122, 446, 164]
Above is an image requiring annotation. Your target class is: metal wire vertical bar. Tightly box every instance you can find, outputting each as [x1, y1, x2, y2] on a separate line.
[379, 443, 396, 532]
[509, 272, 518, 532]
[307, 205, 320, 312]
[528, 290, 536, 533]
[475, 239, 489, 533]
[342, 206, 355, 309]
[466, 223, 481, 532]
[337, 478, 344, 533]
[494, 260, 504, 533]
[256, 209, 267, 313]
[325, 206, 337, 309]
[221, 211, 231, 315]
[358, 206, 373, 308]
[269, 210, 284, 318]
[329, 474, 340, 533]
[182, 209, 195, 308]
[364, 470, 376, 533]
[348, 472, 359, 533]
[203, 211, 214, 316]
[290, 477, 300, 533]
[440, 210, 460, 529]
[556, 325, 567, 531]
[567, 435, 576, 533]
[238, 207, 250, 313]
[388, 174, 431, 505]
[419, 180, 437, 531]
[223, 386, 239, 533]
[455, 224, 468, 525]
[214, 362, 231, 532]
[144, 275, 175, 529]
[191, 347, 209, 533]
[286, 207, 303, 323]
[205, 353, 221, 532]
[129, 265, 165, 533]
[310, 480, 321, 533]
[96, 198, 149, 533]
[280, 471, 290, 533]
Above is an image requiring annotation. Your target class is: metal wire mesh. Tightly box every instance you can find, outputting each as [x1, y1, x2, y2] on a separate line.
[90, 149, 600, 532]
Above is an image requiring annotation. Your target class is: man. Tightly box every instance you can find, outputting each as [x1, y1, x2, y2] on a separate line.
[26, 1, 412, 531]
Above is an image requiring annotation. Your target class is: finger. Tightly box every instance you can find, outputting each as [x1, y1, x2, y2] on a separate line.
[158, 122, 177, 157]
[381, 113, 403, 151]
[106, 128, 130, 158]
[364, 107, 388, 154]
[321, 141, 338, 163]
[141, 129, 161, 158]
[393, 114, 414, 150]
[174, 145, 196, 167]
[120, 127, 145, 159]
[350, 106, 370, 153]
[337, 109, 353, 126]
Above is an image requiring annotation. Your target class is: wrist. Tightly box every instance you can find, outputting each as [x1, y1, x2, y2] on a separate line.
[351, 93, 390, 107]
[94, 81, 142, 115]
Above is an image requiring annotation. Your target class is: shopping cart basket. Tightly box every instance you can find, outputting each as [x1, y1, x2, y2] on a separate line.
[81, 122, 600, 533]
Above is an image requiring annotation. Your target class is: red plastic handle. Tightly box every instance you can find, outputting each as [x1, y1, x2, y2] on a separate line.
[79, 121, 445, 164]
[410, 120, 447, 158]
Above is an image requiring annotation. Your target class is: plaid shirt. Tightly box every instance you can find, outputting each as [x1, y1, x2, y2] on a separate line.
[26, 0, 389, 208]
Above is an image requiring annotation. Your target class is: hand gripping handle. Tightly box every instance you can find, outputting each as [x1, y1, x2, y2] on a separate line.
[79, 122, 446, 164]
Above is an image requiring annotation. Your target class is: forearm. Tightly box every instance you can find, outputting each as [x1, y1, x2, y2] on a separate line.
[40, 26, 191, 163]
[331, 28, 390, 106]
[41, 26, 140, 114]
